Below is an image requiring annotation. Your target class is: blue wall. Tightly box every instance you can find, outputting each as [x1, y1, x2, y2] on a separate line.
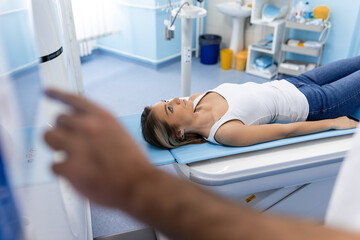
[348, 7, 360, 57]
[98, 6, 159, 61]
[97, 0, 200, 64]
[288, 0, 360, 64]
[97, 3, 183, 63]
[0, 0, 37, 74]
[2, 0, 358, 71]
[98, 0, 359, 66]
[0, 0, 26, 12]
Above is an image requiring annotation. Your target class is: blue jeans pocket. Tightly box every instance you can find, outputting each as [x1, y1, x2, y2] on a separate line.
[294, 82, 307, 88]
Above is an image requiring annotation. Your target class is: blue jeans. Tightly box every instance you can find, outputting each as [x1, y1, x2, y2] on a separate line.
[286, 56, 360, 121]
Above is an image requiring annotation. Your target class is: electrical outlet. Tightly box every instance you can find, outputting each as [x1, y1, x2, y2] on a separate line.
[184, 47, 191, 63]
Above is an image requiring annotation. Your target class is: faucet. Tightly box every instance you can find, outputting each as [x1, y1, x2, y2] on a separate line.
[236, 0, 245, 6]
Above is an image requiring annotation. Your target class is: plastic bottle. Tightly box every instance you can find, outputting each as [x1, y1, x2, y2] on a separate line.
[302, 2, 311, 21]
[289, 6, 296, 22]
[295, 0, 305, 22]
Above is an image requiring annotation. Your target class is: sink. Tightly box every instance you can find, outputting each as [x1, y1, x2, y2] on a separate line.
[216, 2, 251, 18]
[216, 2, 251, 64]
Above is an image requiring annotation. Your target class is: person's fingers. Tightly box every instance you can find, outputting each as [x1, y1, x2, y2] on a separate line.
[45, 88, 100, 113]
[52, 161, 102, 201]
[52, 162, 85, 188]
[52, 161, 69, 177]
[44, 128, 71, 151]
[56, 113, 84, 132]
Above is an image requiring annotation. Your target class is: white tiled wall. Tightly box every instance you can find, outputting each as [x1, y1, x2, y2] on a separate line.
[206, 0, 272, 51]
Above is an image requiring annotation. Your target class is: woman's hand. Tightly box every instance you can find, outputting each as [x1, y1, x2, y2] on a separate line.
[331, 116, 359, 130]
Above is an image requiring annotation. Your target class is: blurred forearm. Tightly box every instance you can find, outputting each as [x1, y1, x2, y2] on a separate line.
[118, 166, 360, 240]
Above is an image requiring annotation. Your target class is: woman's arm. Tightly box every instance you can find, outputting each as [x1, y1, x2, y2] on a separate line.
[216, 116, 358, 147]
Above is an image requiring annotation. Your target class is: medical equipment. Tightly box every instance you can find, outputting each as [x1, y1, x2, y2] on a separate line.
[177, 133, 357, 219]
[31, 0, 83, 126]
[0, 144, 22, 240]
[118, 113, 358, 220]
[169, 0, 207, 97]
[0, 0, 92, 238]
[0, 68, 22, 240]
[326, 129, 360, 233]
[176, 130, 356, 219]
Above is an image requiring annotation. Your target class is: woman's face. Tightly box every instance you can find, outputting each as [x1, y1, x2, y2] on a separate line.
[151, 97, 194, 128]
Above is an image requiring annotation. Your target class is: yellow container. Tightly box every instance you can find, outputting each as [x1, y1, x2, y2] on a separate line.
[313, 6, 330, 20]
[220, 49, 233, 70]
[235, 49, 248, 71]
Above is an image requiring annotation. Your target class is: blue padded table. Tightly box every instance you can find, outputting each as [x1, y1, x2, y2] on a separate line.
[170, 128, 357, 164]
[117, 114, 175, 165]
[118, 114, 359, 166]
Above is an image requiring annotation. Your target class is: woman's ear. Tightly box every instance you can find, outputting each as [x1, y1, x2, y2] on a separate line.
[176, 129, 185, 140]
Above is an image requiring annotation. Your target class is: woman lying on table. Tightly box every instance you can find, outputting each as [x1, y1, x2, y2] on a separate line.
[141, 56, 360, 149]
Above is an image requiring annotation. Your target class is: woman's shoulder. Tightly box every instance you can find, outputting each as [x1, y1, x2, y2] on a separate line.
[189, 93, 203, 101]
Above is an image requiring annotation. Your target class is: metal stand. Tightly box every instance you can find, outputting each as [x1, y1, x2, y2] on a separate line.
[172, 1, 206, 97]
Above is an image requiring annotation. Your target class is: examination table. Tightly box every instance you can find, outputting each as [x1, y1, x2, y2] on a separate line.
[123, 114, 356, 214]
[92, 113, 358, 239]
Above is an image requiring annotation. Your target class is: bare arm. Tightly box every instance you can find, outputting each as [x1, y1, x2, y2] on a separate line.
[123, 166, 360, 240]
[44, 89, 360, 240]
[216, 117, 358, 146]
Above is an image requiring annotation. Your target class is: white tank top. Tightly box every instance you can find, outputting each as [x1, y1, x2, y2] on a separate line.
[193, 80, 309, 144]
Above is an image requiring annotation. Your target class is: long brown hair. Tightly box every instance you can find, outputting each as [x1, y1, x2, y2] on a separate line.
[141, 106, 206, 149]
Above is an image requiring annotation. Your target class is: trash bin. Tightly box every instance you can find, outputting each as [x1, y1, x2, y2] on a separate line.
[220, 49, 233, 70]
[199, 34, 222, 65]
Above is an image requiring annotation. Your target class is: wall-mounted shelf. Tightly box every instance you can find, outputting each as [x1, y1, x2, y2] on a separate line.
[251, 19, 286, 27]
[278, 60, 310, 76]
[285, 21, 325, 32]
[249, 46, 274, 55]
[278, 21, 330, 77]
[281, 44, 322, 57]
[246, 67, 277, 79]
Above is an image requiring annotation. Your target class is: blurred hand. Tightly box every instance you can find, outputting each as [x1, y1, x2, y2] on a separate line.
[332, 116, 359, 130]
[44, 89, 153, 207]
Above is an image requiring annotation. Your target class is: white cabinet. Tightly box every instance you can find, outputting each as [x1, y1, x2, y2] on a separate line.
[246, 20, 285, 79]
[245, 0, 293, 79]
